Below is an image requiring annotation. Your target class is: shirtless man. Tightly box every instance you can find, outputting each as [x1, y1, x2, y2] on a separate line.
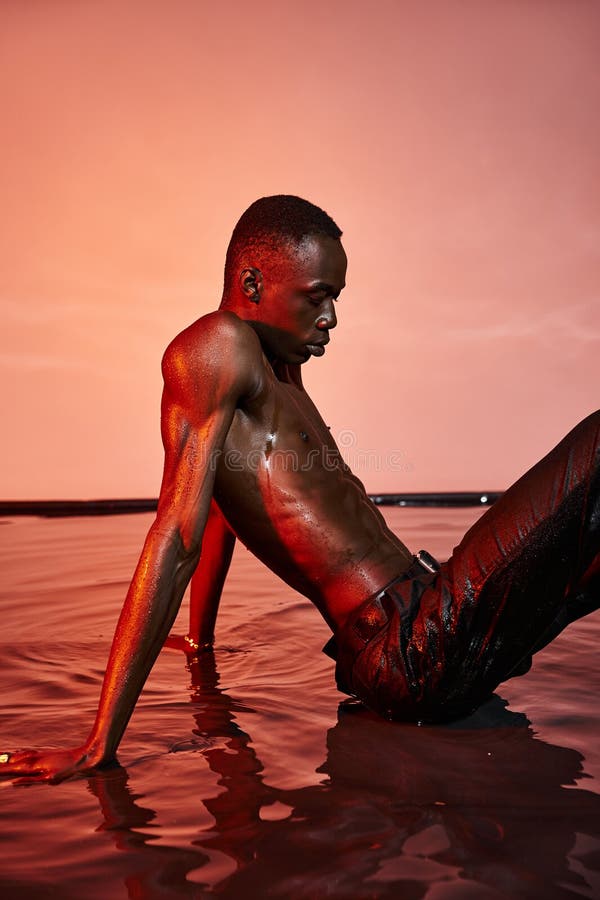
[2, 195, 598, 782]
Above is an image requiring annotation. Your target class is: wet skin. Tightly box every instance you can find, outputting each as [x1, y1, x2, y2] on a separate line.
[213, 328, 412, 630]
[1, 234, 412, 782]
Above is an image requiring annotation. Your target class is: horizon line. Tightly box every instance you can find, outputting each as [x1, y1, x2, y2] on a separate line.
[0, 492, 503, 518]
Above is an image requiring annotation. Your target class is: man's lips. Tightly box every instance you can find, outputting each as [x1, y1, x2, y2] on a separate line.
[305, 338, 329, 357]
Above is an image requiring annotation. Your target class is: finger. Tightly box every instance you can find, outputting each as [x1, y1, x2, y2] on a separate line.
[48, 769, 78, 786]
[9, 775, 51, 786]
[0, 777, 24, 790]
[0, 750, 45, 776]
[163, 635, 188, 653]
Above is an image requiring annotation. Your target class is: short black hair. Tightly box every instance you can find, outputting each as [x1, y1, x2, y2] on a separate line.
[224, 195, 342, 293]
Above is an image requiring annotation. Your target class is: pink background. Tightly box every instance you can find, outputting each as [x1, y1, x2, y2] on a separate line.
[1, 1, 599, 499]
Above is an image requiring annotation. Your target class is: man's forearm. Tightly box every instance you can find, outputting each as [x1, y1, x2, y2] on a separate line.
[182, 500, 235, 648]
[189, 529, 235, 646]
[84, 521, 200, 762]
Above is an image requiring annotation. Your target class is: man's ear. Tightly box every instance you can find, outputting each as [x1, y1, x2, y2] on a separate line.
[240, 268, 263, 304]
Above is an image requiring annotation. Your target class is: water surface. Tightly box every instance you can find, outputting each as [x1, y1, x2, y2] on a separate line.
[1, 509, 598, 898]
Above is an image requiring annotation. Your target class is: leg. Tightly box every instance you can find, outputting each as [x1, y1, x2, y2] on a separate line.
[446, 410, 600, 708]
[336, 411, 600, 722]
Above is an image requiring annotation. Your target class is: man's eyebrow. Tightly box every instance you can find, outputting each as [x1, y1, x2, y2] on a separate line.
[308, 281, 344, 295]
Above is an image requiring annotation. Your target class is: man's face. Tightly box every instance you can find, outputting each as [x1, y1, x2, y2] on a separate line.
[256, 235, 347, 365]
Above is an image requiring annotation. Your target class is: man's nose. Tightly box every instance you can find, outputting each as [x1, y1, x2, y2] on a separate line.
[316, 300, 337, 330]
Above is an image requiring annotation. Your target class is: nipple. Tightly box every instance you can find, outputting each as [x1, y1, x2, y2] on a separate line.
[299, 430, 309, 442]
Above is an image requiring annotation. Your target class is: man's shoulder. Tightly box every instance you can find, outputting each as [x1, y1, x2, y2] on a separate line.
[166, 310, 259, 358]
[162, 311, 262, 398]
[162, 311, 261, 374]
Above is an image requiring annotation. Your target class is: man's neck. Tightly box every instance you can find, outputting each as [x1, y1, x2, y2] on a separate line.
[217, 302, 304, 389]
[271, 360, 303, 389]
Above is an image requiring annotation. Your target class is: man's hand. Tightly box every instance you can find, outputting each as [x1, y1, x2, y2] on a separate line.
[164, 633, 214, 657]
[0, 745, 107, 785]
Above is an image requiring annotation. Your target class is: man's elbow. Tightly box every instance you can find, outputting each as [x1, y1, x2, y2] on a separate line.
[148, 517, 202, 565]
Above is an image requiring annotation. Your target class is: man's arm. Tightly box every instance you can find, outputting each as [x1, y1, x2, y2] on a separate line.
[166, 498, 236, 655]
[1, 313, 258, 783]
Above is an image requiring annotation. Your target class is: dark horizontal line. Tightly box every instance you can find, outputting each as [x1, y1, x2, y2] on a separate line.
[0, 499, 159, 517]
[370, 492, 502, 507]
[0, 492, 503, 518]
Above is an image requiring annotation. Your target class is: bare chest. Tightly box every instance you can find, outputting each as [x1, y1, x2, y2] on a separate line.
[220, 366, 340, 479]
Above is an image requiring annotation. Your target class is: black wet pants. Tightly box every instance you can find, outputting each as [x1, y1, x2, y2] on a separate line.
[330, 411, 600, 722]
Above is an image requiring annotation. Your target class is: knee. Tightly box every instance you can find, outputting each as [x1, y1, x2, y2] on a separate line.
[583, 409, 600, 425]
[570, 410, 600, 448]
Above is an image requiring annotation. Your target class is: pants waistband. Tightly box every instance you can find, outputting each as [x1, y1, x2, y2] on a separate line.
[323, 550, 440, 661]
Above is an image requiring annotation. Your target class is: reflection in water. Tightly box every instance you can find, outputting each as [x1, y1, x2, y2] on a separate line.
[90, 768, 206, 898]
[90, 654, 600, 899]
